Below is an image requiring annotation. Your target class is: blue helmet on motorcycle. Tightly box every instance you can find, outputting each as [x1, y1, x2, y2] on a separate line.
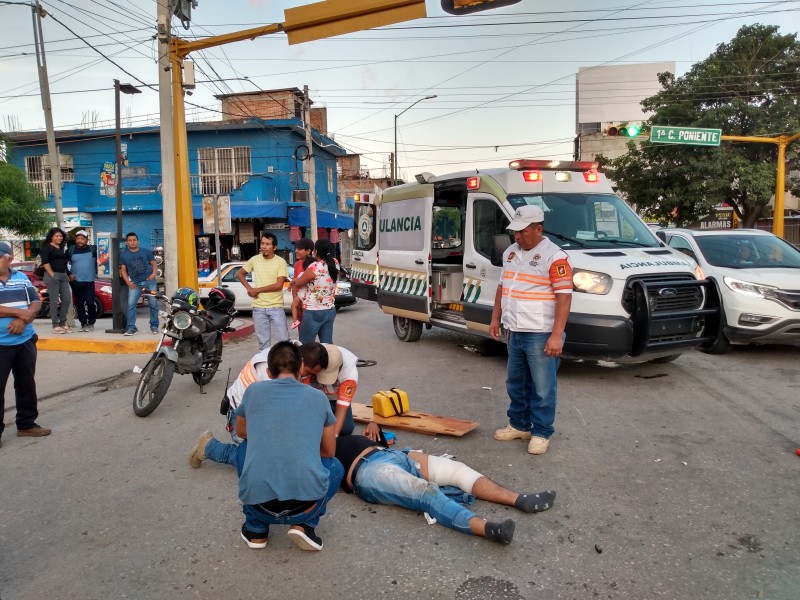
[171, 287, 199, 313]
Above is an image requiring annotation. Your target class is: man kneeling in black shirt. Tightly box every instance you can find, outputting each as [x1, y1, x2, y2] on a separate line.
[335, 433, 556, 544]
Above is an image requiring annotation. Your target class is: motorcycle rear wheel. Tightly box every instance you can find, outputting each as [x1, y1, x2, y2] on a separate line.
[133, 354, 176, 417]
[192, 336, 222, 386]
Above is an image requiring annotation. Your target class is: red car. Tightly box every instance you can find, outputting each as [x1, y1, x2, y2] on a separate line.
[11, 262, 142, 319]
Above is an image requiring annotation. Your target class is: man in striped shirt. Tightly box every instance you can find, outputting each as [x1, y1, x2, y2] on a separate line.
[489, 206, 572, 456]
[0, 241, 51, 448]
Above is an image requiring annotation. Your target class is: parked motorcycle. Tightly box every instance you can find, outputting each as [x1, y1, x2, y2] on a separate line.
[132, 286, 237, 417]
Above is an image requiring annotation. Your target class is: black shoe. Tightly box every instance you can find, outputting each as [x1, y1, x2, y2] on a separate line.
[287, 524, 323, 551]
[240, 524, 268, 549]
[484, 518, 515, 545]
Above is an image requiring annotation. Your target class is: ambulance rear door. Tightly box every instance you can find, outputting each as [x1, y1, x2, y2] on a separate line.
[376, 187, 434, 322]
[351, 200, 379, 301]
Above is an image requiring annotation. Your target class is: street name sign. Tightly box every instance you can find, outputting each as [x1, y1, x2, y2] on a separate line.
[650, 125, 722, 147]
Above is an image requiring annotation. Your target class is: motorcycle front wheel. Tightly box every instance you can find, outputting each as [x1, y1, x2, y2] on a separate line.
[133, 354, 176, 417]
[192, 336, 223, 386]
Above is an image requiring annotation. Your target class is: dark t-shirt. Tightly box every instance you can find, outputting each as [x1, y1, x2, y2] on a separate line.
[334, 434, 379, 493]
[40, 243, 69, 273]
[120, 247, 155, 284]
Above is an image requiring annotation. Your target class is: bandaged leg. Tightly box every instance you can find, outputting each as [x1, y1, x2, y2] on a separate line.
[425, 455, 483, 494]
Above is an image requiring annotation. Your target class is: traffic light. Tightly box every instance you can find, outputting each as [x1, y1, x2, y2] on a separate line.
[441, 0, 521, 15]
[605, 122, 645, 138]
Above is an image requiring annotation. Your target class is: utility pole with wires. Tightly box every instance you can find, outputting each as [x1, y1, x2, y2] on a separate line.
[303, 84, 318, 242]
[157, 0, 179, 295]
[31, 1, 63, 227]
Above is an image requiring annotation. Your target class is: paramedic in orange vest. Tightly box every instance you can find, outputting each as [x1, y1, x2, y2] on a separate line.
[489, 205, 572, 456]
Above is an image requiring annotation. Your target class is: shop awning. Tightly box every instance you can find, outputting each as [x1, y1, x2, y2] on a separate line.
[192, 201, 287, 220]
[288, 206, 354, 230]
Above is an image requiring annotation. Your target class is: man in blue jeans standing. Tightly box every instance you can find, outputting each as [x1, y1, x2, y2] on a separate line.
[233, 341, 342, 551]
[119, 232, 159, 335]
[489, 205, 573, 456]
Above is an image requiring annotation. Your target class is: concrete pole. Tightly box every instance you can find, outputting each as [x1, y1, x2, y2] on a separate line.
[304, 85, 318, 242]
[32, 2, 63, 227]
[157, 0, 179, 295]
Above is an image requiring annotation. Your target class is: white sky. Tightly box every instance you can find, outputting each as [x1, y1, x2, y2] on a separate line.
[1, 0, 798, 182]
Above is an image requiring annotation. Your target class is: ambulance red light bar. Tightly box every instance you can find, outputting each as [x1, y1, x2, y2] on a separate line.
[583, 172, 599, 183]
[509, 159, 599, 172]
[353, 193, 371, 202]
[466, 177, 480, 189]
[522, 171, 542, 183]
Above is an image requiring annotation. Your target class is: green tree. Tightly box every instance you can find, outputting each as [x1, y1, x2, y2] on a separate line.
[600, 24, 800, 228]
[0, 143, 53, 238]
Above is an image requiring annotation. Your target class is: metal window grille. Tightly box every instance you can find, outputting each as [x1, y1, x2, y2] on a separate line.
[24, 154, 74, 197]
[196, 146, 251, 195]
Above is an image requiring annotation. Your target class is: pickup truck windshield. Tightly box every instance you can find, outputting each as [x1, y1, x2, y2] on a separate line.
[507, 193, 661, 249]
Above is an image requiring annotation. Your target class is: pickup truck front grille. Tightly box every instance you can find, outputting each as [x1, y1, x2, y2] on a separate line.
[622, 273, 702, 314]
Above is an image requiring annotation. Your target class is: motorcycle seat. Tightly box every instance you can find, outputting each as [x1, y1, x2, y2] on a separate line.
[202, 309, 232, 331]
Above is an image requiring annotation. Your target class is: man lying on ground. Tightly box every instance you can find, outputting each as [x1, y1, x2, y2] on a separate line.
[333, 433, 556, 545]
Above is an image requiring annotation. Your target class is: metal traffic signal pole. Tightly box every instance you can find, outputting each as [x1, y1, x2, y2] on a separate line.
[166, 1, 428, 290]
[721, 132, 800, 238]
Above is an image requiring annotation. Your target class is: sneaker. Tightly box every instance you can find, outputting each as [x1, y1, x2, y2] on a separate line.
[151, 327, 160, 334]
[17, 424, 52, 437]
[52, 326, 66, 334]
[494, 425, 532, 441]
[189, 431, 214, 468]
[86, 324, 95, 332]
[240, 524, 268, 549]
[527, 436, 550, 455]
[124, 329, 138, 336]
[78, 325, 89, 332]
[287, 524, 323, 551]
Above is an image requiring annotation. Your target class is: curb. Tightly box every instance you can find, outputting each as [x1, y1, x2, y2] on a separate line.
[36, 319, 254, 354]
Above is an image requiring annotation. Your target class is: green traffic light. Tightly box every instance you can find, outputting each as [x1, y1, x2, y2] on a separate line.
[626, 125, 641, 137]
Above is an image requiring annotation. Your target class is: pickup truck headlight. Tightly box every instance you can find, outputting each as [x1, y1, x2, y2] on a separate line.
[573, 269, 612, 295]
[723, 276, 778, 299]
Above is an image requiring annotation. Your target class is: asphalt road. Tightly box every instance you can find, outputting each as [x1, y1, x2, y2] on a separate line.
[1, 301, 798, 599]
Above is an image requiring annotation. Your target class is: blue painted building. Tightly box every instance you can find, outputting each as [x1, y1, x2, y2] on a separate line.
[7, 110, 351, 267]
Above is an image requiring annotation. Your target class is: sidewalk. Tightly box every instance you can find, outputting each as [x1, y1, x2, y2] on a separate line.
[34, 311, 254, 354]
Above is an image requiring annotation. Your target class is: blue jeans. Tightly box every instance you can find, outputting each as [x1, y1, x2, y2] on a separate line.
[235, 441, 344, 533]
[252, 307, 288, 351]
[353, 449, 475, 534]
[299, 307, 336, 344]
[505, 331, 561, 439]
[126, 279, 158, 332]
[206, 437, 238, 465]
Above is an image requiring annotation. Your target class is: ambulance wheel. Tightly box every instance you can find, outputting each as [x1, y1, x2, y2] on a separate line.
[393, 316, 423, 342]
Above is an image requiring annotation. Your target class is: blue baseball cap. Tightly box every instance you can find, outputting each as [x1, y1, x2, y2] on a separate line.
[0, 241, 13, 257]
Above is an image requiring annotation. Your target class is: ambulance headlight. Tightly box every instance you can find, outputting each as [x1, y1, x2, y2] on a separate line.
[573, 269, 612, 295]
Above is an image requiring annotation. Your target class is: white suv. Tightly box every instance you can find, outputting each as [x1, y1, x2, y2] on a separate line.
[656, 228, 800, 353]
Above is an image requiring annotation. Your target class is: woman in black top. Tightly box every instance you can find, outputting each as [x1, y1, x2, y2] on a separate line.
[40, 227, 73, 333]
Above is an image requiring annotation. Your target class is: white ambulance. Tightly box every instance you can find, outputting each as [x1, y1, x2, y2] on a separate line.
[351, 160, 720, 362]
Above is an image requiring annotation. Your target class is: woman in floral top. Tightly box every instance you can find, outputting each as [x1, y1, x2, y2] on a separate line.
[291, 239, 338, 344]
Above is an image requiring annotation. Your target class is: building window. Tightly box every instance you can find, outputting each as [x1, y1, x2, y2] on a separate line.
[196, 146, 251, 195]
[24, 154, 75, 197]
[328, 166, 333, 193]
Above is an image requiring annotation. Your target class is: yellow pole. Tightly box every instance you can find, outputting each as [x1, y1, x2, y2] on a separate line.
[721, 132, 800, 238]
[774, 138, 787, 238]
[170, 48, 198, 290]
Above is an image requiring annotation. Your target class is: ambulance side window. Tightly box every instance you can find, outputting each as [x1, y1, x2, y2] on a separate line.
[474, 199, 510, 260]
